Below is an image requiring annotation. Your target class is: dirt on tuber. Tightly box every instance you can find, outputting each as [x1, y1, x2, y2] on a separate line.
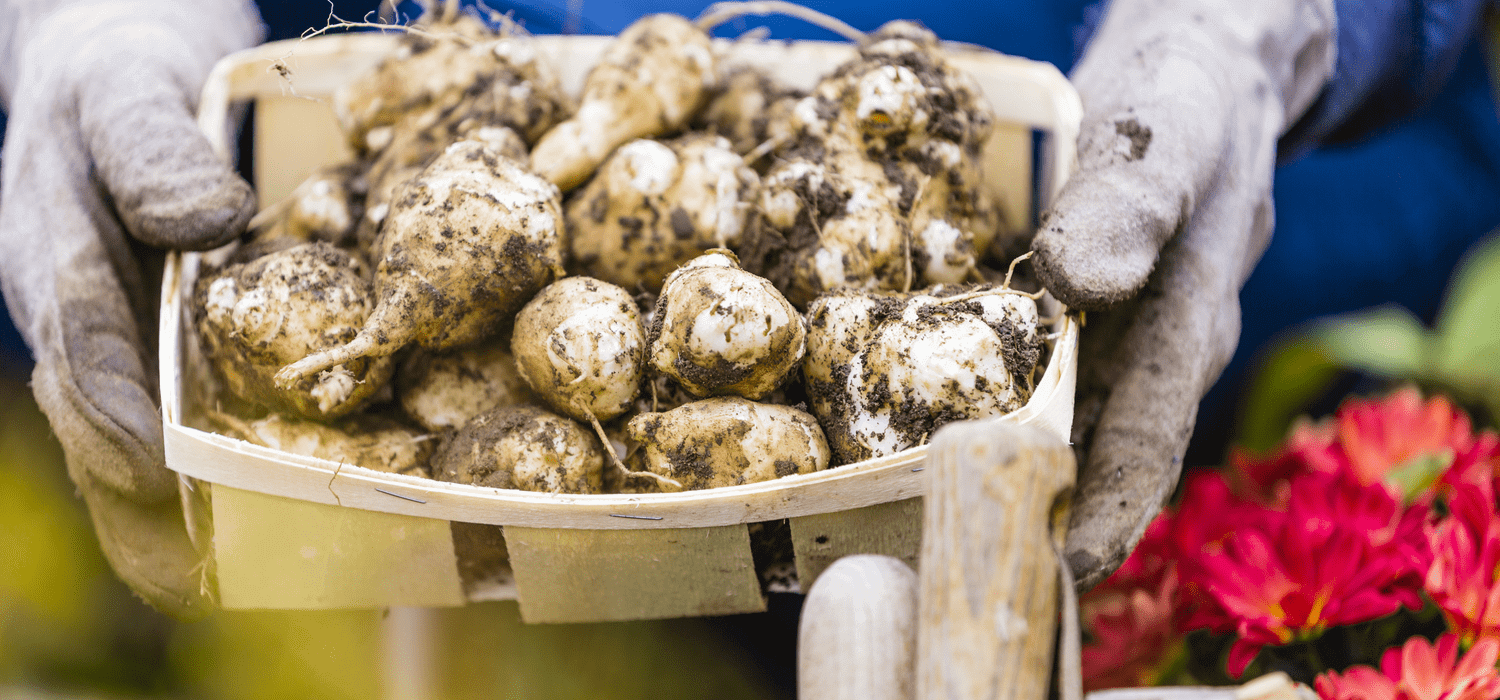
[648, 250, 806, 399]
[430, 405, 604, 493]
[274, 139, 566, 389]
[195, 242, 393, 419]
[627, 396, 829, 490]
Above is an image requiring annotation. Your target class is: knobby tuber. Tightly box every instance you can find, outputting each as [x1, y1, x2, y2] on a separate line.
[361, 124, 530, 251]
[823, 287, 1042, 463]
[692, 68, 804, 155]
[568, 133, 759, 291]
[275, 139, 566, 388]
[398, 341, 536, 432]
[802, 289, 905, 424]
[648, 251, 806, 399]
[195, 242, 393, 419]
[334, 9, 567, 155]
[430, 406, 604, 493]
[511, 276, 645, 423]
[529, 14, 715, 191]
[247, 163, 366, 248]
[627, 396, 829, 490]
[741, 21, 1000, 305]
[337, 9, 567, 249]
[212, 412, 434, 477]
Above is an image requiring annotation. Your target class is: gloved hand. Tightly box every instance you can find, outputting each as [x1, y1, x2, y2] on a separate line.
[1032, 0, 1336, 591]
[0, 0, 262, 616]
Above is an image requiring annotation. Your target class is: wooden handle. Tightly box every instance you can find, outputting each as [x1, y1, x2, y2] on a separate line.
[917, 420, 1076, 700]
[381, 607, 439, 700]
[798, 555, 920, 700]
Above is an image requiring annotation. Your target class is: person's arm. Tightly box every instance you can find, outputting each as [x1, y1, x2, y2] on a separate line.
[1278, 0, 1498, 159]
[0, 0, 263, 616]
[1038, 0, 1337, 590]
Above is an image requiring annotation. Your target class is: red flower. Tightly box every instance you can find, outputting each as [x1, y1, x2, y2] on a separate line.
[1338, 388, 1473, 490]
[1426, 483, 1500, 645]
[1167, 470, 1279, 556]
[1315, 634, 1500, 700]
[1231, 418, 1341, 503]
[1081, 567, 1183, 692]
[1178, 470, 1427, 677]
[1232, 388, 1490, 505]
[1438, 432, 1500, 502]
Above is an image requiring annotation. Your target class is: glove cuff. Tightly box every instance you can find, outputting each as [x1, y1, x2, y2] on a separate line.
[1072, 0, 1336, 133]
[1, 0, 264, 108]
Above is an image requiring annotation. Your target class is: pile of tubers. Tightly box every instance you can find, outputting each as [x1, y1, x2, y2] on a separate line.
[192, 5, 1054, 496]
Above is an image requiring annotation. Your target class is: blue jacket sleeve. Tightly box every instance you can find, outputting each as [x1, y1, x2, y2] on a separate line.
[1279, 0, 1499, 158]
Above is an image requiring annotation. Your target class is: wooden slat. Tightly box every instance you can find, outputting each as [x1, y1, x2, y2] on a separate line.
[213, 485, 465, 609]
[790, 498, 923, 592]
[917, 421, 1075, 700]
[505, 525, 763, 623]
[254, 96, 353, 205]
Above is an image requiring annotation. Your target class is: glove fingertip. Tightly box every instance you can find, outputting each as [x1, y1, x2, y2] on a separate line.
[79, 69, 256, 252]
[1031, 211, 1156, 311]
[1064, 547, 1109, 594]
[1032, 167, 1192, 311]
[130, 169, 257, 251]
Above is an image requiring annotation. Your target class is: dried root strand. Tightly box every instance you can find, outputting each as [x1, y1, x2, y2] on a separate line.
[1003, 250, 1033, 290]
[694, 1, 866, 42]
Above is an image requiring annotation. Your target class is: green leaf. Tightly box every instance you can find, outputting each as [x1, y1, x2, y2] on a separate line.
[1312, 305, 1431, 378]
[1433, 232, 1500, 416]
[1384, 450, 1455, 505]
[1238, 307, 1430, 454]
[1237, 339, 1341, 453]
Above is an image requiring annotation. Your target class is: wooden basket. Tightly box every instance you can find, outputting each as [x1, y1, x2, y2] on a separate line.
[160, 30, 1083, 623]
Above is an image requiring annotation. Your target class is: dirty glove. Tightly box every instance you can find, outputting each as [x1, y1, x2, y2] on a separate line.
[0, 0, 262, 616]
[1031, 0, 1335, 590]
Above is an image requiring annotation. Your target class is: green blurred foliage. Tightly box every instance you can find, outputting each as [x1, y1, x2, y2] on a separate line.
[0, 379, 777, 700]
[1239, 232, 1500, 449]
[430, 604, 769, 700]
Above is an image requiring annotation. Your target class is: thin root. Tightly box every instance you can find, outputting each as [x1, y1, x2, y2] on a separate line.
[578, 402, 628, 474]
[299, 16, 464, 46]
[935, 286, 1047, 306]
[625, 469, 684, 491]
[694, 1, 866, 43]
[1003, 251, 1032, 290]
[745, 134, 790, 166]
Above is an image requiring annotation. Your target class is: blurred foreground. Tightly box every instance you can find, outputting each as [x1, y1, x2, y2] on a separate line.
[0, 379, 777, 700]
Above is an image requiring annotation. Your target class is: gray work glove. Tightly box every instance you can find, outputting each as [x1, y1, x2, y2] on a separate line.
[1034, 0, 1336, 591]
[0, 0, 262, 617]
